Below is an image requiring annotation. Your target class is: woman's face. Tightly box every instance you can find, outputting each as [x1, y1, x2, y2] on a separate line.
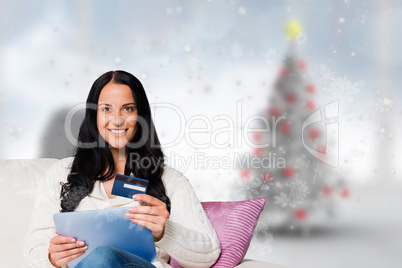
[97, 82, 138, 150]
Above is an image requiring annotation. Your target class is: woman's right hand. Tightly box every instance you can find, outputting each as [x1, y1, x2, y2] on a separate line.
[48, 234, 88, 267]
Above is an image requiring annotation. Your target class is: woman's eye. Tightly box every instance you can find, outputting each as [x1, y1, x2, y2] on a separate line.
[124, 107, 135, 112]
[101, 107, 111, 112]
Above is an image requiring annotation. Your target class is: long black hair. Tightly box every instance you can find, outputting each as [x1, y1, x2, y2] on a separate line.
[60, 70, 170, 212]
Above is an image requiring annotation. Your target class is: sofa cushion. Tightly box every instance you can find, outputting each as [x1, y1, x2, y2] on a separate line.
[0, 158, 59, 268]
[170, 197, 266, 268]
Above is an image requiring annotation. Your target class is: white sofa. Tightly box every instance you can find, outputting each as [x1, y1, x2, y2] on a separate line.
[0, 158, 287, 268]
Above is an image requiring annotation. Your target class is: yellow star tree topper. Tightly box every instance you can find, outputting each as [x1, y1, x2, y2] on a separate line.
[285, 21, 302, 39]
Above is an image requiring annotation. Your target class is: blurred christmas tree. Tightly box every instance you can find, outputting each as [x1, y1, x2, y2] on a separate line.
[234, 22, 349, 232]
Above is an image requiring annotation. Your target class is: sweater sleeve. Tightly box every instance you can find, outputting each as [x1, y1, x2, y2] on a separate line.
[23, 159, 71, 268]
[155, 168, 221, 268]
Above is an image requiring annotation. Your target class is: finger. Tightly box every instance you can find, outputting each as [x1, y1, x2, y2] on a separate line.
[130, 218, 165, 240]
[59, 241, 87, 252]
[53, 244, 88, 256]
[50, 244, 88, 266]
[56, 249, 87, 267]
[127, 205, 161, 216]
[50, 240, 86, 254]
[126, 213, 161, 224]
[53, 235, 78, 245]
[132, 194, 162, 206]
[129, 218, 159, 231]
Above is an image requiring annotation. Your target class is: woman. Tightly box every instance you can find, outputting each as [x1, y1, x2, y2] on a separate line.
[24, 70, 221, 268]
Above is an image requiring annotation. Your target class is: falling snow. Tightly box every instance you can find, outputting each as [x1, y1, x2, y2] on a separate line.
[248, 218, 273, 257]
[95, 209, 119, 223]
[274, 192, 292, 207]
[288, 179, 310, 203]
[274, 179, 311, 207]
[373, 97, 393, 112]
[236, 178, 262, 199]
[326, 76, 365, 103]
[320, 67, 335, 84]
[342, 107, 369, 125]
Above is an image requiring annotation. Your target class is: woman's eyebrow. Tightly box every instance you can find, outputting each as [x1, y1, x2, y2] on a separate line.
[97, 103, 135, 106]
[122, 103, 136, 106]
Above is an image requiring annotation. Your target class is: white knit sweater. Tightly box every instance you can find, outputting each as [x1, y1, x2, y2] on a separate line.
[23, 157, 221, 268]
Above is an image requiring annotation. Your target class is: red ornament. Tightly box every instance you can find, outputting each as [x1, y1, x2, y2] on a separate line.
[253, 132, 262, 142]
[298, 60, 307, 70]
[260, 172, 273, 183]
[280, 122, 291, 134]
[279, 67, 288, 77]
[286, 93, 296, 104]
[240, 169, 250, 180]
[318, 145, 326, 154]
[341, 188, 350, 198]
[284, 166, 294, 178]
[309, 129, 320, 140]
[254, 148, 264, 157]
[306, 100, 316, 110]
[295, 208, 306, 220]
[307, 84, 316, 94]
[268, 107, 280, 117]
[323, 186, 332, 196]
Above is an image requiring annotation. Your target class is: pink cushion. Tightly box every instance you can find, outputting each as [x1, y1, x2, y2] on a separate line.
[170, 197, 266, 268]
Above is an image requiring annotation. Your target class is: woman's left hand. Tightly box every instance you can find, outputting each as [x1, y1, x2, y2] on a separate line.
[125, 194, 169, 242]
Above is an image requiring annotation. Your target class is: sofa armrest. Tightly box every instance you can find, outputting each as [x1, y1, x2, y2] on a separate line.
[235, 258, 289, 268]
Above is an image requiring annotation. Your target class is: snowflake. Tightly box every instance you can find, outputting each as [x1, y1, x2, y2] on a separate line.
[260, 183, 271, 192]
[236, 177, 262, 199]
[375, 124, 391, 141]
[248, 219, 273, 257]
[296, 33, 308, 44]
[288, 179, 310, 203]
[372, 97, 393, 112]
[129, 221, 145, 232]
[327, 76, 364, 103]
[341, 107, 369, 125]
[129, 222, 136, 230]
[320, 67, 335, 84]
[95, 209, 118, 223]
[274, 192, 292, 207]
[259, 173, 274, 191]
[236, 172, 273, 199]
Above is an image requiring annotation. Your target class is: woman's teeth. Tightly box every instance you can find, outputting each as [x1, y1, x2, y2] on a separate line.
[109, 129, 125, 133]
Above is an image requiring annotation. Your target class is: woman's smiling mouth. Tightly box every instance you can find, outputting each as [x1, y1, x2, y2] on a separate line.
[108, 129, 128, 136]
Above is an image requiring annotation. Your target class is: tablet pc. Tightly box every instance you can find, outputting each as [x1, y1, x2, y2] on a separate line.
[53, 207, 157, 268]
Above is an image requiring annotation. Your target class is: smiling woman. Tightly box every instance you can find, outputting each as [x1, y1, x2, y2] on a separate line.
[97, 83, 138, 153]
[24, 70, 221, 268]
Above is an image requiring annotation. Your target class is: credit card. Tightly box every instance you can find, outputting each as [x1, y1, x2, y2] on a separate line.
[111, 174, 149, 199]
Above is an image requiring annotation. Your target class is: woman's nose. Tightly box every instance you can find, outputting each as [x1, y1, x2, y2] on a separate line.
[111, 112, 125, 126]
